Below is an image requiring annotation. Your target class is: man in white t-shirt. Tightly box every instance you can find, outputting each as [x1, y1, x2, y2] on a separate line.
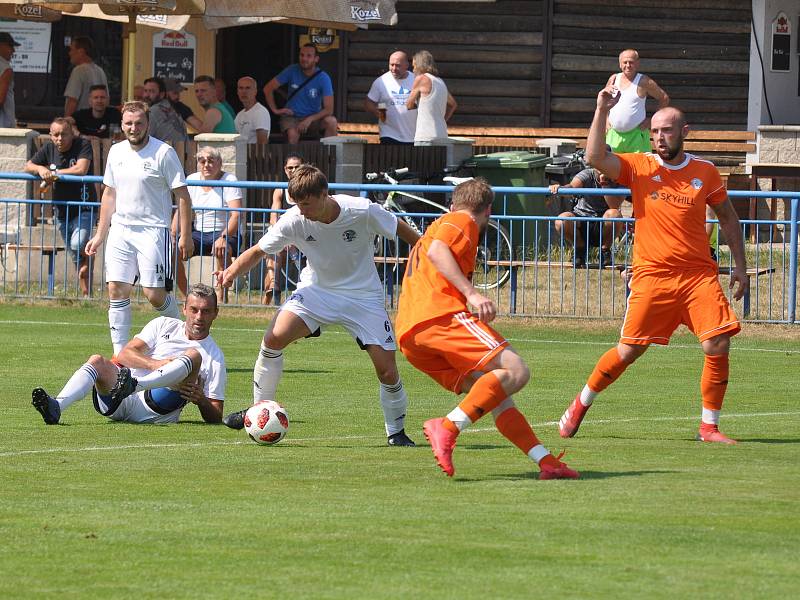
[174, 146, 243, 300]
[365, 51, 417, 145]
[216, 165, 420, 446]
[235, 76, 271, 144]
[85, 101, 194, 355]
[32, 284, 226, 425]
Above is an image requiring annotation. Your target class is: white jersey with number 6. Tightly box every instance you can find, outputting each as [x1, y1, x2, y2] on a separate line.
[257, 194, 397, 301]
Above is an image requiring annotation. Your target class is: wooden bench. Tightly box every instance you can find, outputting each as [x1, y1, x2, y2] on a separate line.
[337, 123, 755, 177]
[3, 243, 65, 296]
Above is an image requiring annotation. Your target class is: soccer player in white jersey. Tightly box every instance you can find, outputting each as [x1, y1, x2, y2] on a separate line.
[216, 165, 420, 446]
[85, 101, 194, 355]
[32, 284, 226, 425]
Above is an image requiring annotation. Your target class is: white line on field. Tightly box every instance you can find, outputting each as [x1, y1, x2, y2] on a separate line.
[1, 319, 798, 354]
[2, 410, 798, 458]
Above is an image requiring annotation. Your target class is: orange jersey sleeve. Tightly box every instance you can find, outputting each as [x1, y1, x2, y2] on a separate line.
[616, 152, 727, 272]
[395, 212, 479, 341]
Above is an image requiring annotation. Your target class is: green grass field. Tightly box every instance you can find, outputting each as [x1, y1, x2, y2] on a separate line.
[1, 301, 798, 599]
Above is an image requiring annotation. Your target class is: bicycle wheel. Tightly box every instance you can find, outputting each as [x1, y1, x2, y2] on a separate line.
[473, 220, 513, 290]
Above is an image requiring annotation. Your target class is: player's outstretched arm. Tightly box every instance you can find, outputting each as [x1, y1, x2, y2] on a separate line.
[215, 244, 267, 289]
[427, 239, 496, 323]
[586, 87, 622, 182]
[712, 199, 749, 301]
[396, 219, 421, 246]
[85, 185, 116, 256]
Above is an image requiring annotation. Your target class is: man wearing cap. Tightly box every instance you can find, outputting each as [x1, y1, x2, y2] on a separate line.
[165, 78, 202, 132]
[143, 76, 189, 145]
[73, 85, 122, 139]
[0, 32, 19, 128]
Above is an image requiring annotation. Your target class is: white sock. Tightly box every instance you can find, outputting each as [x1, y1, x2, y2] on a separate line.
[109, 298, 132, 355]
[701, 408, 720, 426]
[156, 294, 181, 319]
[56, 364, 98, 410]
[134, 355, 193, 391]
[379, 379, 408, 436]
[527, 444, 551, 464]
[446, 406, 472, 432]
[254, 344, 283, 402]
[579, 384, 597, 407]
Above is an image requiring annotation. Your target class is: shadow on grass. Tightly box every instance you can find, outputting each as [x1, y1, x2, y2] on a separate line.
[736, 437, 800, 444]
[454, 469, 679, 482]
[226, 368, 332, 374]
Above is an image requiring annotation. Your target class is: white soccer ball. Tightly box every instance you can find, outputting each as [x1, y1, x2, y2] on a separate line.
[244, 400, 289, 445]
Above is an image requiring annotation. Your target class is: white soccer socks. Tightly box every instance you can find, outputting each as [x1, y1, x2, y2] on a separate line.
[253, 344, 284, 402]
[134, 355, 194, 391]
[156, 294, 181, 319]
[55, 363, 99, 410]
[379, 379, 409, 436]
[109, 298, 132, 355]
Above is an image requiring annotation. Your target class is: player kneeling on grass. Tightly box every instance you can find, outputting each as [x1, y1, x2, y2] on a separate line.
[558, 90, 749, 445]
[32, 283, 226, 425]
[216, 164, 421, 446]
[395, 178, 579, 479]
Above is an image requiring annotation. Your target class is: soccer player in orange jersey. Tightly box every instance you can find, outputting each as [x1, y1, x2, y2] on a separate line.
[558, 87, 750, 445]
[395, 179, 579, 479]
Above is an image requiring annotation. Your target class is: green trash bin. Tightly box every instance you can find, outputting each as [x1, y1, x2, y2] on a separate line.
[463, 151, 552, 254]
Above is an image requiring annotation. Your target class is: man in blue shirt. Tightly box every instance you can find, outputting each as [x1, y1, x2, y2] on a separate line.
[263, 44, 338, 144]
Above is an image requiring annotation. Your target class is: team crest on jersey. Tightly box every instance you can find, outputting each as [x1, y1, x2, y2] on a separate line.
[142, 159, 158, 173]
[342, 229, 357, 242]
[288, 292, 304, 304]
[691, 178, 703, 190]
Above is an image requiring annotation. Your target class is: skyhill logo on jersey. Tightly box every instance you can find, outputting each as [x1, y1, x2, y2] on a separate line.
[342, 230, 358, 242]
[351, 2, 382, 21]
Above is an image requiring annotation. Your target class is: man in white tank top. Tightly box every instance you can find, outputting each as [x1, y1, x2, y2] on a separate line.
[406, 50, 457, 144]
[605, 49, 669, 153]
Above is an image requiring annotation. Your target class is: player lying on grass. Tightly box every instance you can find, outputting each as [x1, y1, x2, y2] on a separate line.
[32, 283, 226, 425]
[394, 178, 579, 479]
[216, 164, 421, 446]
[558, 88, 749, 445]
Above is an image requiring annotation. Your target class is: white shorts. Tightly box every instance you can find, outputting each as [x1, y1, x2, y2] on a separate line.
[282, 285, 397, 351]
[94, 390, 182, 424]
[105, 223, 174, 289]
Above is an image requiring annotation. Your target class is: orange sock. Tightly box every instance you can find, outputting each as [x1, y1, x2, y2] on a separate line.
[587, 347, 630, 393]
[701, 354, 729, 411]
[494, 407, 540, 454]
[443, 372, 507, 432]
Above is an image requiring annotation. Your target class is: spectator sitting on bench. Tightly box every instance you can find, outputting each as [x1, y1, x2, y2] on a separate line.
[263, 43, 338, 144]
[173, 146, 242, 303]
[25, 117, 97, 296]
[73, 84, 122, 139]
[549, 166, 623, 268]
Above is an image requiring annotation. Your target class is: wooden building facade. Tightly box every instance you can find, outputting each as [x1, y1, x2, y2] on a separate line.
[343, 0, 752, 130]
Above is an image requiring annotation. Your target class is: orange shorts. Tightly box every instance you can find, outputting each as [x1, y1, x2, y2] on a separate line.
[399, 311, 508, 393]
[621, 268, 741, 345]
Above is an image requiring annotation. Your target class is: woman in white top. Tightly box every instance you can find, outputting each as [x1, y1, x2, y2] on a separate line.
[262, 154, 303, 305]
[406, 50, 457, 144]
[173, 146, 243, 301]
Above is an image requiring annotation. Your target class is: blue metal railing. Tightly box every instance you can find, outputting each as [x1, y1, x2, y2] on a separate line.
[1, 173, 797, 323]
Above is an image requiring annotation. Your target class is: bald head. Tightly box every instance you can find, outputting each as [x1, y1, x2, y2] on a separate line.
[389, 50, 410, 80]
[619, 49, 640, 78]
[652, 106, 686, 129]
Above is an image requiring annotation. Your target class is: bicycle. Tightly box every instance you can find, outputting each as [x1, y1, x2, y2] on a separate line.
[365, 167, 514, 290]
